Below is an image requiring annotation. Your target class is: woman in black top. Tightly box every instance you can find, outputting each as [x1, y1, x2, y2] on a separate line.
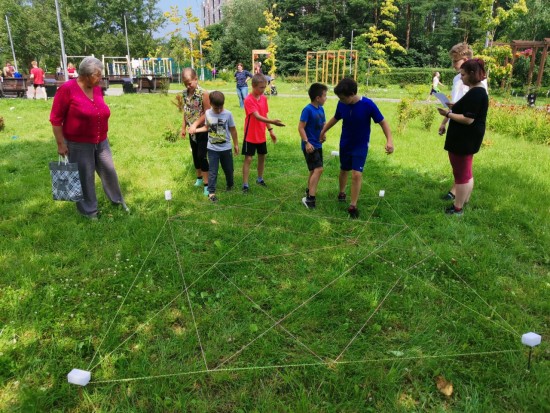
[437, 59, 489, 215]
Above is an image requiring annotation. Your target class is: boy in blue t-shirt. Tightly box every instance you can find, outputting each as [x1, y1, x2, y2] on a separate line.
[320, 78, 394, 219]
[195, 91, 239, 203]
[298, 83, 328, 209]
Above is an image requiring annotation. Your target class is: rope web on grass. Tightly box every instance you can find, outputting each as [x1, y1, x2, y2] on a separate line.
[85, 155, 521, 384]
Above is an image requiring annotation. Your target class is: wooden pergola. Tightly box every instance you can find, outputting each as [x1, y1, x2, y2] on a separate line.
[506, 38, 550, 88]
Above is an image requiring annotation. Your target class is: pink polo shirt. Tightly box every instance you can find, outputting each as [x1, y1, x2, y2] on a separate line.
[49, 79, 110, 144]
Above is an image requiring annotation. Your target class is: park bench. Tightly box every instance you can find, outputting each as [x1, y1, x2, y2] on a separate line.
[0, 77, 29, 98]
[136, 76, 170, 93]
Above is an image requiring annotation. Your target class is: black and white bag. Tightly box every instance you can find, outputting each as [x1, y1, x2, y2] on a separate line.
[49, 156, 83, 202]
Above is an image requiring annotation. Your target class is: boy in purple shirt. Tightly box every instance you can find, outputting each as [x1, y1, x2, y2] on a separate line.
[320, 78, 394, 219]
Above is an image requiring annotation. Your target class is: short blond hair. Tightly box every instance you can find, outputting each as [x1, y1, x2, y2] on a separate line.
[449, 42, 474, 59]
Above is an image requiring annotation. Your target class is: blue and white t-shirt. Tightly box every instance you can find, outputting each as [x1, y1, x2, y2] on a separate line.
[205, 109, 236, 151]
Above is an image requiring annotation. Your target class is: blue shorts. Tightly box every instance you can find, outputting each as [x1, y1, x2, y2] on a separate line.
[340, 151, 368, 172]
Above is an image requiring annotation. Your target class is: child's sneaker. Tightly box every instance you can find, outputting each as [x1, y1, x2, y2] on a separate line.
[256, 179, 267, 187]
[209, 195, 218, 203]
[194, 178, 203, 187]
[203, 186, 209, 196]
[242, 185, 249, 194]
[445, 204, 463, 215]
[338, 192, 346, 202]
[348, 205, 359, 219]
[302, 196, 316, 209]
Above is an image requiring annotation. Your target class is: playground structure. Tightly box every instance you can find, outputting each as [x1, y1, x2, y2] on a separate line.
[508, 39, 549, 89]
[102, 55, 133, 82]
[305, 50, 358, 86]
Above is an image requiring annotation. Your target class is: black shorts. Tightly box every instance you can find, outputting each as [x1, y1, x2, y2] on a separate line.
[242, 141, 267, 156]
[33, 83, 44, 89]
[303, 148, 323, 171]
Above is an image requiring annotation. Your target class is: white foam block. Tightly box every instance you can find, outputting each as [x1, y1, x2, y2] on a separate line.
[521, 332, 542, 347]
[379, 190, 385, 197]
[67, 368, 91, 386]
[331, 151, 339, 157]
[165, 190, 172, 200]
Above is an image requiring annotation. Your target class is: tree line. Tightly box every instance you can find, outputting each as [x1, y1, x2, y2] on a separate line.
[1, 0, 548, 80]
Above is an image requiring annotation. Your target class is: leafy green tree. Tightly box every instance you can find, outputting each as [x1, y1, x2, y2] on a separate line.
[215, 0, 266, 69]
[363, 0, 405, 73]
[258, 4, 281, 76]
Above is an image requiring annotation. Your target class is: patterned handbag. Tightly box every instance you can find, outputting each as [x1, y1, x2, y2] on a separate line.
[49, 156, 83, 202]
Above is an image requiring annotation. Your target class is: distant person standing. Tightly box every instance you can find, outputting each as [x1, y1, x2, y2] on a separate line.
[67, 62, 78, 78]
[428, 71, 444, 99]
[29, 61, 47, 100]
[234, 63, 252, 109]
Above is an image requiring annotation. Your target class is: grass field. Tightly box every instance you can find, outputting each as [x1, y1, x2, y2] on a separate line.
[1, 85, 549, 412]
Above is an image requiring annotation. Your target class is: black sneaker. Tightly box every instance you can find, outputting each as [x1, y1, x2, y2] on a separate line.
[209, 195, 218, 203]
[348, 205, 359, 219]
[302, 196, 316, 209]
[338, 192, 346, 202]
[242, 185, 249, 194]
[442, 191, 456, 200]
[445, 204, 463, 215]
[256, 179, 267, 187]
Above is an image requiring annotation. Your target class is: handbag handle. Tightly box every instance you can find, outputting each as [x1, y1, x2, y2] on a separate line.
[58, 155, 69, 165]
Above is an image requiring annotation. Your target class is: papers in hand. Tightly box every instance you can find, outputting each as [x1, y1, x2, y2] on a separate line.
[434, 92, 451, 107]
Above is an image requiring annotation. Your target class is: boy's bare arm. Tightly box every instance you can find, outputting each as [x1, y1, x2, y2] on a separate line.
[230, 126, 239, 155]
[251, 111, 285, 127]
[195, 125, 208, 133]
[298, 121, 314, 153]
[319, 117, 338, 142]
[379, 119, 394, 154]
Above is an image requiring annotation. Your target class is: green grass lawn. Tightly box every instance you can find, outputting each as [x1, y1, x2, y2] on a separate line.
[0, 88, 549, 412]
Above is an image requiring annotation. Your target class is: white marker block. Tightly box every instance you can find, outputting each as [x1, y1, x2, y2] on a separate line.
[67, 369, 91, 386]
[521, 332, 542, 347]
[164, 190, 172, 201]
[379, 190, 385, 197]
[331, 151, 339, 157]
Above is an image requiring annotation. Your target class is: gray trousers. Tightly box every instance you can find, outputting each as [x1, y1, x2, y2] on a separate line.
[67, 139, 125, 217]
[207, 149, 234, 194]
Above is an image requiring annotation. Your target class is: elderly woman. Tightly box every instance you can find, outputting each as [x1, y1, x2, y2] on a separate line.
[437, 58, 488, 215]
[50, 57, 127, 219]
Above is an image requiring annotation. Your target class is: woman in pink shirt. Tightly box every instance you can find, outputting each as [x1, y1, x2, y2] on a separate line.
[50, 57, 127, 219]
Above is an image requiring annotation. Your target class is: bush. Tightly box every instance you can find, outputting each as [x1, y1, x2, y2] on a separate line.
[488, 102, 550, 145]
[368, 67, 455, 86]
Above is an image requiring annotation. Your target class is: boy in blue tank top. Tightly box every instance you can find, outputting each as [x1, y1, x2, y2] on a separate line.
[298, 83, 328, 209]
[320, 78, 394, 219]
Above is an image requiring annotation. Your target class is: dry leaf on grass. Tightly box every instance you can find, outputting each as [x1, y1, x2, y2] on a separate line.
[210, 219, 218, 224]
[435, 375, 454, 397]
